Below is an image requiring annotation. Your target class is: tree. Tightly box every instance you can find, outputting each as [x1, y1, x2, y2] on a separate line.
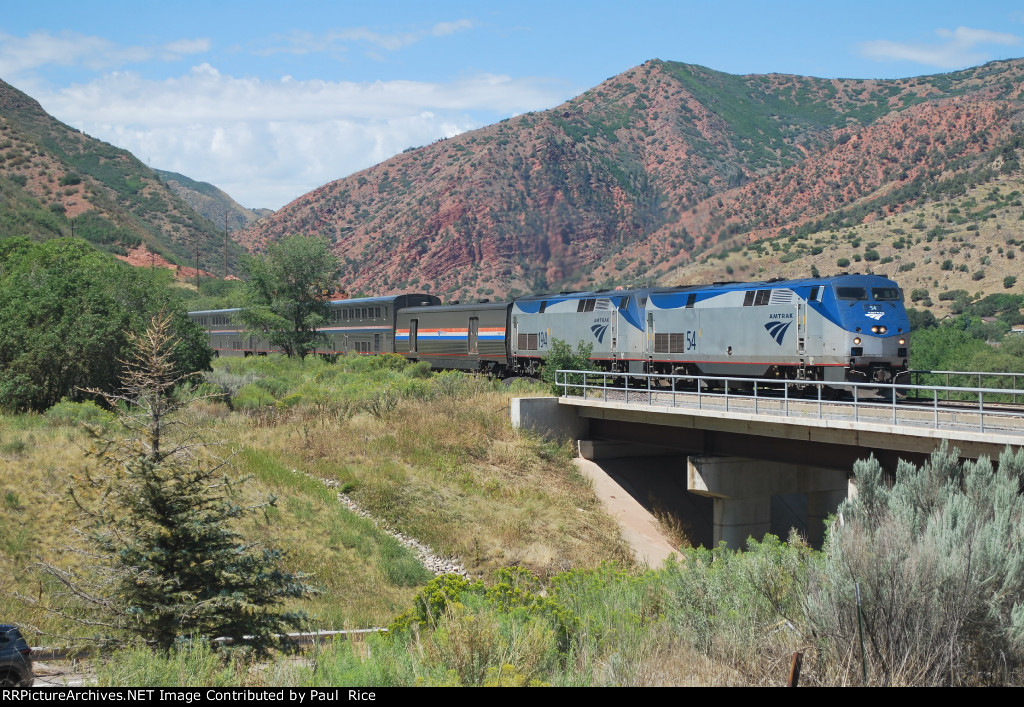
[239, 235, 341, 358]
[0, 237, 211, 412]
[39, 314, 312, 656]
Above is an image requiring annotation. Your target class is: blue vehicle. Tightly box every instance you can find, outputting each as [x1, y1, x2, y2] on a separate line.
[511, 275, 910, 386]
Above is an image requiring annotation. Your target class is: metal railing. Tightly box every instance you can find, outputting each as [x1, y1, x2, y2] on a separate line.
[554, 369, 1024, 436]
[908, 370, 1022, 404]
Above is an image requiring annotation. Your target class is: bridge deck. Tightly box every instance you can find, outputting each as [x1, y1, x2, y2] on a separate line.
[557, 392, 1024, 471]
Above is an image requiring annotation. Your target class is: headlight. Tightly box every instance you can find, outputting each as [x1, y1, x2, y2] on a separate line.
[871, 326, 879, 334]
[898, 338, 906, 346]
[853, 337, 862, 345]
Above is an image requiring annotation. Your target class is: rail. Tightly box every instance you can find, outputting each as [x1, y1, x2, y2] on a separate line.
[554, 369, 1024, 436]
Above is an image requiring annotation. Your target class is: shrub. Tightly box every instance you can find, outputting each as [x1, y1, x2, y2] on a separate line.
[1005, 276, 1018, 289]
[542, 339, 596, 395]
[808, 444, 1024, 685]
[234, 383, 277, 410]
[837, 257, 850, 268]
[44, 398, 114, 427]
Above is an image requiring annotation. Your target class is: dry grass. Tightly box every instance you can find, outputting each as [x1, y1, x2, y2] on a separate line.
[229, 389, 632, 579]
[1, 368, 632, 645]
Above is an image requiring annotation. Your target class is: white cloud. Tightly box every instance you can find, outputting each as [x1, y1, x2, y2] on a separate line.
[860, 26, 1021, 68]
[34, 66, 569, 209]
[161, 38, 212, 57]
[258, 19, 475, 56]
[430, 20, 475, 37]
[0, 30, 209, 78]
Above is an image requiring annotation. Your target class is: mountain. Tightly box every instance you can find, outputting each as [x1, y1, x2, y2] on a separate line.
[0, 78, 247, 276]
[238, 58, 1024, 301]
[155, 169, 272, 233]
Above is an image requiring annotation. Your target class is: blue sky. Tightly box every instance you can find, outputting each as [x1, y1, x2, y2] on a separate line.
[2, 1, 1022, 209]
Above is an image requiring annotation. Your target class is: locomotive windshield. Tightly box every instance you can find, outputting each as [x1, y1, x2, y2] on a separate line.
[836, 287, 868, 300]
[871, 287, 902, 301]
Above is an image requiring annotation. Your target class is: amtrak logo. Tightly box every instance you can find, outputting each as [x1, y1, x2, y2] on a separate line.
[865, 311, 885, 320]
[764, 320, 791, 345]
[591, 324, 609, 343]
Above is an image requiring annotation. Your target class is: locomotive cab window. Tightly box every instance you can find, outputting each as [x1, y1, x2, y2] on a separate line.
[685, 293, 696, 309]
[836, 287, 868, 301]
[871, 287, 901, 301]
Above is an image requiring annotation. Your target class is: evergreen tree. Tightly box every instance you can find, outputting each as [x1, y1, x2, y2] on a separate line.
[41, 314, 312, 656]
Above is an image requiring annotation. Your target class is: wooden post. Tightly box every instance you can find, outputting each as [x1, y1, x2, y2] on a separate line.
[788, 651, 803, 687]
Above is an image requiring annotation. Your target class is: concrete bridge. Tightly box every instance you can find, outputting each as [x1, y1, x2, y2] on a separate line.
[512, 372, 1024, 550]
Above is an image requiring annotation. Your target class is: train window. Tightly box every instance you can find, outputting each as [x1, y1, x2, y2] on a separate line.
[376, 307, 381, 318]
[618, 296, 630, 310]
[872, 287, 901, 301]
[686, 294, 696, 309]
[754, 290, 771, 306]
[743, 291, 755, 307]
[374, 334, 380, 353]
[539, 301, 547, 314]
[837, 287, 868, 300]
[809, 286, 819, 301]
[638, 297, 647, 307]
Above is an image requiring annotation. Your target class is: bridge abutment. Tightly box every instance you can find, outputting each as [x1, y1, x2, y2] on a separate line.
[687, 456, 847, 548]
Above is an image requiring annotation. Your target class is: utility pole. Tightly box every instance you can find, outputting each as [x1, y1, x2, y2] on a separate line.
[224, 212, 229, 279]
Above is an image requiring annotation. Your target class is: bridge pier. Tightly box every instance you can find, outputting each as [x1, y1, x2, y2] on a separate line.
[687, 456, 848, 548]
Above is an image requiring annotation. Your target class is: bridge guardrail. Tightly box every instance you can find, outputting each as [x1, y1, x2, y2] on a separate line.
[554, 369, 1024, 436]
[908, 370, 1022, 403]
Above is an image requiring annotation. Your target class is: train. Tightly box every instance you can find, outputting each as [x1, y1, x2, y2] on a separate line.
[188, 273, 911, 388]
